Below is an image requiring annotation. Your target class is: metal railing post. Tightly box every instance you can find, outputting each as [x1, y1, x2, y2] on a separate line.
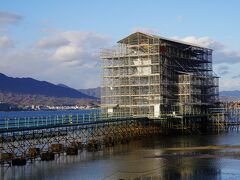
[25, 117, 27, 127]
[36, 116, 39, 127]
[18, 118, 20, 129]
[6, 118, 8, 129]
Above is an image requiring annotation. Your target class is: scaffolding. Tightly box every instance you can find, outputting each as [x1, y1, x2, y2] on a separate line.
[100, 32, 219, 121]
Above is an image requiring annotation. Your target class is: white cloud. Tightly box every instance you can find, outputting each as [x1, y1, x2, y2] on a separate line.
[220, 79, 240, 91]
[173, 36, 240, 64]
[53, 45, 80, 61]
[0, 35, 14, 48]
[36, 36, 69, 49]
[37, 31, 110, 67]
[179, 36, 223, 50]
[0, 48, 51, 71]
[3, 31, 240, 90]
[172, 35, 240, 91]
[0, 31, 110, 89]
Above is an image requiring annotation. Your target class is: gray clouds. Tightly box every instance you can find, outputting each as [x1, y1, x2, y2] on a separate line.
[172, 36, 240, 91]
[216, 65, 229, 76]
[0, 30, 111, 89]
[176, 36, 240, 64]
[0, 11, 22, 25]
[2, 24, 240, 89]
[36, 31, 111, 67]
[36, 36, 69, 49]
[232, 74, 240, 79]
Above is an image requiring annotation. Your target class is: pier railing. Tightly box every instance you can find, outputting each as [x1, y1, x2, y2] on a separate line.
[2, 108, 240, 133]
[0, 113, 137, 132]
[1, 109, 240, 167]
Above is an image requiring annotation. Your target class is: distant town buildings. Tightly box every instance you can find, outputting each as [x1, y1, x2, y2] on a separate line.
[0, 102, 98, 111]
[44, 105, 93, 110]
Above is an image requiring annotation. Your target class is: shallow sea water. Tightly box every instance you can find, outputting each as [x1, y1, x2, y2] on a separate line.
[1, 132, 240, 180]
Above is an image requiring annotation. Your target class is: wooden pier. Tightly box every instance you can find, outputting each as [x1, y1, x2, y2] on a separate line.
[1, 109, 240, 167]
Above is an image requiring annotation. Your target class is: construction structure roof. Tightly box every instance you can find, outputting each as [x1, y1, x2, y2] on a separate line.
[117, 32, 212, 50]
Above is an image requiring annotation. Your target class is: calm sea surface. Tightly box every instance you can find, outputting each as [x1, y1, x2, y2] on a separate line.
[1, 111, 240, 180]
[1, 132, 240, 180]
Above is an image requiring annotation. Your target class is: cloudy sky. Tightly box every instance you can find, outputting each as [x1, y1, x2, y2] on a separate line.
[0, 0, 240, 90]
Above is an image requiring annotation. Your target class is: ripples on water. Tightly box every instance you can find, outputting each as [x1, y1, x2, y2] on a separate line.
[1, 132, 240, 180]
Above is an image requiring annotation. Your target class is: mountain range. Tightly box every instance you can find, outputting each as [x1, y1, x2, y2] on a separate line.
[1, 72, 240, 106]
[0, 73, 95, 99]
[219, 90, 240, 102]
[57, 84, 100, 98]
[219, 90, 240, 97]
[79, 87, 100, 98]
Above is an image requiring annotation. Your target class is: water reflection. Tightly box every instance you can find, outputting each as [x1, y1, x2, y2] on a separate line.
[1, 132, 240, 180]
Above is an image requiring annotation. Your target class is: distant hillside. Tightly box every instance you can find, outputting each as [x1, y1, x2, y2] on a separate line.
[220, 90, 240, 97]
[79, 87, 100, 98]
[0, 92, 95, 107]
[57, 84, 71, 89]
[219, 90, 240, 102]
[0, 73, 95, 99]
